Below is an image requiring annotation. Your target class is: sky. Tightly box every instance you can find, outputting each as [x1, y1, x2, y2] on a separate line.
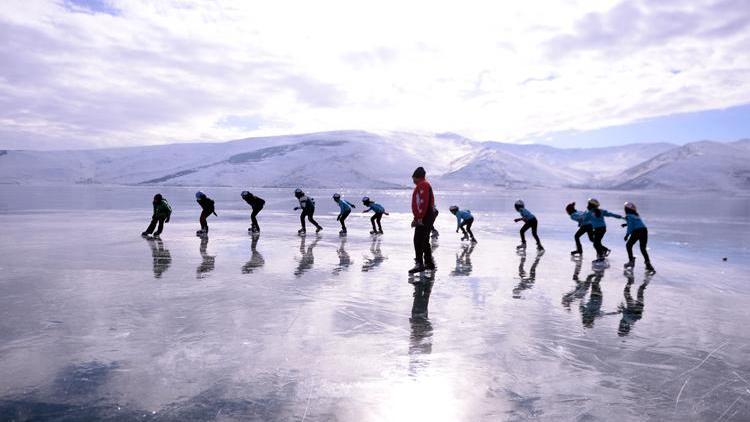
[1, 0, 749, 150]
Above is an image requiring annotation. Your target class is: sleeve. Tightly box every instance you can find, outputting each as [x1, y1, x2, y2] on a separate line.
[415, 185, 430, 220]
[603, 210, 622, 218]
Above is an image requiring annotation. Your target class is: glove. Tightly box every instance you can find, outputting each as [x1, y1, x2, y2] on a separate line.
[624, 235, 629, 241]
[385, 212, 390, 216]
[294, 207, 300, 211]
[621, 223, 627, 228]
[514, 218, 521, 223]
[336, 215, 340, 221]
[165, 216, 170, 223]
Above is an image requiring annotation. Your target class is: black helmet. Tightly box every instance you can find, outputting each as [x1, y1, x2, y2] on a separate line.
[241, 190, 251, 198]
[449, 205, 459, 213]
[153, 193, 163, 202]
[294, 188, 304, 198]
[333, 193, 341, 200]
[412, 166, 426, 178]
[362, 196, 371, 204]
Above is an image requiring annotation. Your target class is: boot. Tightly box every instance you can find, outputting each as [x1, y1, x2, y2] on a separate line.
[624, 258, 635, 269]
[408, 263, 425, 274]
[315, 226, 323, 233]
[516, 242, 527, 249]
[537, 244, 544, 251]
[570, 250, 582, 256]
[645, 261, 655, 272]
[298, 228, 306, 235]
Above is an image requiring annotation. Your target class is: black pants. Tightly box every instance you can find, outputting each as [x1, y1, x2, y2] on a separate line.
[251, 205, 263, 230]
[626, 228, 651, 263]
[144, 216, 166, 236]
[370, 212, 383, 232]
[459, 217, 475, 240]
[592, 227, 608, 256]
[300, 208, 321, 230]
[339, 209, 351, 230]
[199, 210, 211, 231]
[520, 218, 541, 244]
[413, 211, 436, 266]
[574, 224, 594, 253]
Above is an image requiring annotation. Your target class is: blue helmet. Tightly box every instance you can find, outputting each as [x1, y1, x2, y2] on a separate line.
[195, 191, 205, 199]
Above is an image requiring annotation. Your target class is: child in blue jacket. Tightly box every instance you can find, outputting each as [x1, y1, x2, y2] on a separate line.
[333, 193, 355, 234]
[514, 200, 543, 250]
[450, 205, 477, 243]
[621, 202, 654, 272]
[362, 196, 388, 234]
[586, 198, 621, 259]
[566, 202, 594, 256]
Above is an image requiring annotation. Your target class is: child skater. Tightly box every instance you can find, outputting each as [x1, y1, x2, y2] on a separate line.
[195, 191, 217, 236]
[333, 193, 355, 235]
[449, 205, 477, 243]
[362, 196, 389, 234]
[514, 200, 543, 251]
[566, 202, 594, 256]
[142, 193, 172, 238]
[621, 202, 655, 272]
[241, 191, 265, 233]
[586, 198, 622, 259]
[294, 188, 322, 235]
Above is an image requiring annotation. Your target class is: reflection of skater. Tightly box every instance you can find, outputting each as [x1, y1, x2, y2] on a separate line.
[409, 167, 438, 274]
[513, 250, 544, 298]
[362, 196, 389, 234]
[241, 234, 265, 274]
[294, 189, 322, 235]
[332, 193, 355, 234]
[294, 235, 320, 277]
[451, 242, 476, 276]
[621, 202, 655, 272]
[361, 236, 387, 272]
[333, 236, 351, 275]
[617, 271, 652, 336]
[450, 205, 477, 243]
[514, 200, 543, 251]
[145, 237, 171, 279]
[241, 191, 265, 233]
[579, 264, 610, 327]
[196, 235, 215, 279]
[409, 274, 434, 376]
[195, 191, 217, 236]
[566, 202, 594, 256]
[141, 194, 172, 237]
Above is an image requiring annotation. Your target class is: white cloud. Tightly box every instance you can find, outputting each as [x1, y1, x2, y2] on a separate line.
[0, 0, 749, 149]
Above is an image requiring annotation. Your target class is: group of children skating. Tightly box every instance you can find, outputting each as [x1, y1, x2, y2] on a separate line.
[142, 189, 654, 273]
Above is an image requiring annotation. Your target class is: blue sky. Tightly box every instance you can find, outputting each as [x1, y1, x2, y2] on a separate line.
[1, 0, 749, 150]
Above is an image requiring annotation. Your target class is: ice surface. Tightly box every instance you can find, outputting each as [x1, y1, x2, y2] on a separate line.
[0, 186, 749, 421]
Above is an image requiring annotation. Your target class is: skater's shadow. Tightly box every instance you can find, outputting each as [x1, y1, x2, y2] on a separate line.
[196, 235, 215, 279]
[409, 273, 434, 376]
[617, 271, 653, 336]
[361, 237, 387, 272]
[562, 257, 585, 310]
[579, 263, 610, 328]
[512, 250, 544, 299]
[451, 242, 476, 277]
[294, 235, 320, 277]
[145, 237, 171, 279]
[241, 234, 265, 274]
[333, 236, 352, 276]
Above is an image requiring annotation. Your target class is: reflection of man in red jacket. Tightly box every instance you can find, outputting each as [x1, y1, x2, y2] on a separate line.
[410, 167, 436, 273]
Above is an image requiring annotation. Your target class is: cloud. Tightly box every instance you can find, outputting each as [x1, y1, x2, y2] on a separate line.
[0, 0, 749, 149]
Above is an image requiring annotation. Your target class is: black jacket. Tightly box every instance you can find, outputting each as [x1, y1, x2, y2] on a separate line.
[197, 197, 216, 215]
[243, 195, 265, 209]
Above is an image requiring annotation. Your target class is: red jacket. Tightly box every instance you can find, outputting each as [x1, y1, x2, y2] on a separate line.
[411, 178, 434, 220]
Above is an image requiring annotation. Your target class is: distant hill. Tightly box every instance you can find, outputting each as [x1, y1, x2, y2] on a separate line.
[0, 131, 747, 192]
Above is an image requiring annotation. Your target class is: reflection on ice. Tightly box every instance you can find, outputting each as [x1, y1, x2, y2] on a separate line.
[451, 242, 475, 276]
[294, 235, 319, 277]
[512, 249, 544, 298]
[332, 236, 351, 275]
[145, 237, 171, 279]
[618, 270, 653, 336]
[361, 236, 386, 272]
[196, 235, 215, 278]
[241, 234, 265, 274]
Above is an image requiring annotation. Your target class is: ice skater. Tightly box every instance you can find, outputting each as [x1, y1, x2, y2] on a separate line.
[514, 200, 543, 251]
[621, 202, 655, 272]
[195, 191, 217, 236]
[294, 188, 322, 235]
[362, 196, 388, 234]
[142, 193, 172, 238]
[586, 198, 622, 260]
[449, 205, 477, 242]
[333, 193, 355, 234]
[567, 202, 594, 256]
[409, 167, 437, 274]
[241, 191, 265, 233]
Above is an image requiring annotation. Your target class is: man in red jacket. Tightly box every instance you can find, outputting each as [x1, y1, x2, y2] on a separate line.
[410, 166, 437, 274]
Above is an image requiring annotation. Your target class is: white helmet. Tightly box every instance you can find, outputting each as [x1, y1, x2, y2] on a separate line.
[624, 202, 637, 212]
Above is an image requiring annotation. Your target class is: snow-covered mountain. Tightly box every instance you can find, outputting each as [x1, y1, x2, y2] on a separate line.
[0, 131, 747, 192]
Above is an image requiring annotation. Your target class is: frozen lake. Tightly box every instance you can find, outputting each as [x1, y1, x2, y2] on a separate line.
[0, 186, 749, 421]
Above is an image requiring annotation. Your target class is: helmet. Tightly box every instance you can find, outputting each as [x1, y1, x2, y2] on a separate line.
[624, 202, 637, 212]
[241, 190, 251, 198]
[514, 200, 524, 209]
[333, 193, 341, 200]
[294, 188, 303, 197]
[195, 191, 205, 199]
[565, 202, 576, 215]
[587, 198, 600, 208]
[362, 196, 370, 203]
[153, 193, 163, 202]
[449, 205, 459, 212]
